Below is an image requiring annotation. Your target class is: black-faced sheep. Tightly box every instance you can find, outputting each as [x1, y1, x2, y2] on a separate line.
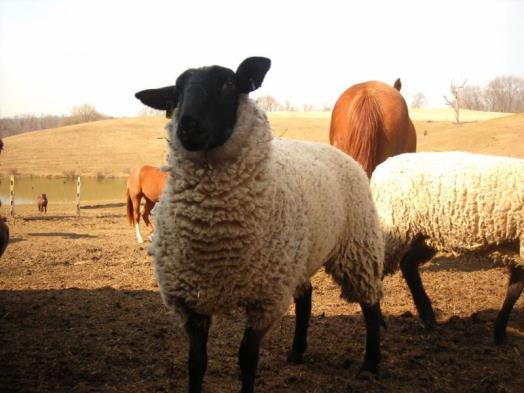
[136, 57, 385, 393]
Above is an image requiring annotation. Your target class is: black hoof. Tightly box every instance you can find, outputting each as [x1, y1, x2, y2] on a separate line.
[287, 350, 305, 364]
[494, 332, 507, 345]
[357, 360, 379, 379]
[421, 317, 437, 330]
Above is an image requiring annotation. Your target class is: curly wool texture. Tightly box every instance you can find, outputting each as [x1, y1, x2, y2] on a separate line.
[152, 97, 384, 330]
[371, 152, 524, 275]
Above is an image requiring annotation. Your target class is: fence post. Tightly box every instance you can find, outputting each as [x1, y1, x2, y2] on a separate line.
[76, 176, 81, 215]
[10, 175, 15, 217]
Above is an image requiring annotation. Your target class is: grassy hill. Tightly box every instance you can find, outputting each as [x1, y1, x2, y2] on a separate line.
[0, 109, 522, 178]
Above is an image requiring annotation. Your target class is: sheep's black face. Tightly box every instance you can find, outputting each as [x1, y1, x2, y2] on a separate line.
[135, 57, 271, 152]
[175, 66, 239, 151]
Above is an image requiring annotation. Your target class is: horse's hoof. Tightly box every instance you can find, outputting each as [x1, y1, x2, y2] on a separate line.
[287, 350, 305, 364]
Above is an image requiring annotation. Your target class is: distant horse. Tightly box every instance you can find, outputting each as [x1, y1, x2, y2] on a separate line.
[0, 217, 8, 258]
[126, 165, 168, 243]
[37, 194, 48, 213]
[329, 79, 416, 177]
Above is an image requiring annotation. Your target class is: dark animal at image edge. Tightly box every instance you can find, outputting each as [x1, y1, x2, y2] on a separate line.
[0, 137, 9, 256]
[126, 165, 168, 243]
[135, 57, 385, 393]
[329, 78, 417, 177]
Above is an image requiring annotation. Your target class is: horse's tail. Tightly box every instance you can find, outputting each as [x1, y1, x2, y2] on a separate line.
[126, 188, 134, 226]
[344, 92, 383, 178]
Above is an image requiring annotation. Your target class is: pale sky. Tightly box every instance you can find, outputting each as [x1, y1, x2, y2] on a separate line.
[1, 0, 523, 117]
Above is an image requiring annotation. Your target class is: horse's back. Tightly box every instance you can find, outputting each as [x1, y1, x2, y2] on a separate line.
[330, 80, 416, 176]
[138, 165, 168, 202]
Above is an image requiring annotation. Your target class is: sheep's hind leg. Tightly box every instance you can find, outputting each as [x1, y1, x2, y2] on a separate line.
[400, 236, 437, 329]
[185, 310, 211, 393]
[494, 265, 524, 344]
[287, 284, 312, 364]
[238, 325, 269, 393]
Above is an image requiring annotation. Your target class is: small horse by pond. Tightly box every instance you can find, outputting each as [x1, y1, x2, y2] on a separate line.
[329, 79, 416, 177]
[37, 194, 48, 213]
[126, 165, 168, 243]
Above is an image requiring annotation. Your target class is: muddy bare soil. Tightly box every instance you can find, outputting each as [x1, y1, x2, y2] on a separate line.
[1, 205, 523, 392]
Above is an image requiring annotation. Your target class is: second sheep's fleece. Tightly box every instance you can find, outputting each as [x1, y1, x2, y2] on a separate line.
[371, 151, 523, 343]
[137, 57, 384, 393]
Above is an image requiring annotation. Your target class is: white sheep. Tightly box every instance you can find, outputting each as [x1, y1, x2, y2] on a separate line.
[371, 151, 524, 343]
[136, 57, 385, 393]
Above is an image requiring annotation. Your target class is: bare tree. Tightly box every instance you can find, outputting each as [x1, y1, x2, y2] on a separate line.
[484, 76, 524, 113]
[283, 100, 296, 112]
[461, 85, 486, 111]
[411, 92, 426, 108]
[255, 96, 282, 112]
[60, 104, 106, 126]
[302, 103, 314, 112]
[444, 80, 467, 124]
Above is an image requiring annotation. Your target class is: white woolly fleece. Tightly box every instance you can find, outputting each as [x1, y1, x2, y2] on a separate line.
[152, 96, 384, 330]
[371, 151, 524, 275]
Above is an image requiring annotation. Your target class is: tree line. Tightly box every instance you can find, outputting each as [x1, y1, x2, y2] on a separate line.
[0, 104, 108, 138]
[412, 75, 524, 113]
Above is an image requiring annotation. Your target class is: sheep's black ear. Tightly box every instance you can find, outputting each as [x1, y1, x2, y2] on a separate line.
[135, 86, 177, 117]
[236, 57, 271, 93]
[393, 78, 402, 91]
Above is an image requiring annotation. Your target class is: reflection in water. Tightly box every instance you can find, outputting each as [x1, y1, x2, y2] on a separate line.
[0, 177, 127, 205]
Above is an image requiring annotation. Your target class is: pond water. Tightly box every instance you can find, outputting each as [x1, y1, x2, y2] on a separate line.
[0, 177, 127, 205]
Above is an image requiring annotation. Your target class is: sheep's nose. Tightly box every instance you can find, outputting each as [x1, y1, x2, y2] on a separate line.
[180, 115, 199, 132]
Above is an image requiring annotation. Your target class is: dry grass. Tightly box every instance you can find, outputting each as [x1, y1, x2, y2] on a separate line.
[0, 110, 523, 177]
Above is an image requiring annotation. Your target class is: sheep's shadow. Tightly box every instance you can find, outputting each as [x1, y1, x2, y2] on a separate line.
[1, 288, 523, 393]
[28, 232, 97, 239]
[421, 254, 504, 273]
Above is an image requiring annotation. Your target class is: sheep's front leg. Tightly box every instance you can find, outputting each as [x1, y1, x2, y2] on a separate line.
[287, 284, 312, 364]
[238, 326, 269, 393]
[185, 311, 211, 393]
[400, 237, 437, 329]
[494, 265, 524, 344]
[358, 302, 381, 377]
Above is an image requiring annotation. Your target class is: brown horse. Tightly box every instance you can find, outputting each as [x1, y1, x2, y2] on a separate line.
[126, 165, 168, 243]
[37, 194, 48, 213]
[329, 79, 416, 177]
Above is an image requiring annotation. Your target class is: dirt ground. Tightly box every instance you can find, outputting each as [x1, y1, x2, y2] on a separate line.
[1, 205, 523, 393]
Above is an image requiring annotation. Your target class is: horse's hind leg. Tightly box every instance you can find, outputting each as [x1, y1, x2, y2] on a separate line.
[132, 194, 144, 243]
[494, 264, 524, 344]
[142, 199, 156, 241]
[400, 236, 437, 329]
[287, 283, 312, 364]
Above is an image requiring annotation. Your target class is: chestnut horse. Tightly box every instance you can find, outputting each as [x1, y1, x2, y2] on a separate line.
[37, 194, 48, 213]
[126, 165, 168, 243]
[329, 79, 416, 177]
